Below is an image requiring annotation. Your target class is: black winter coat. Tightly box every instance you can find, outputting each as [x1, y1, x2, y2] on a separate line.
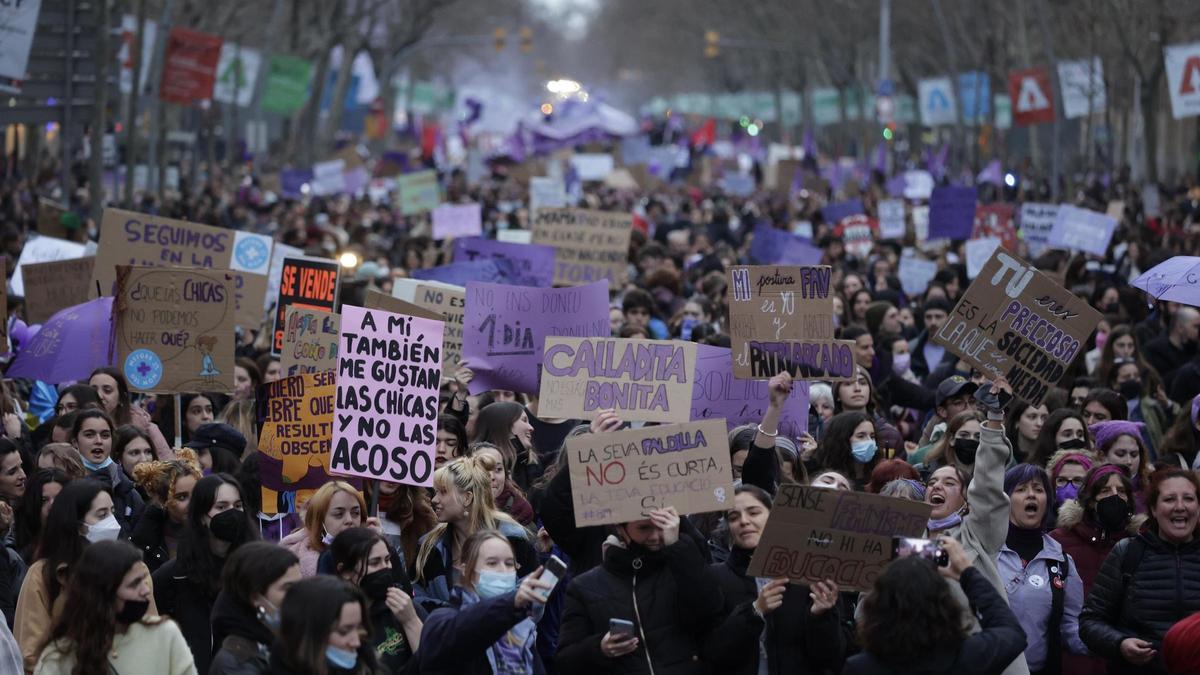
[130, 503, 181, 573]
[89, 462, 145, 534]
[556, 537, 725, 675]
[209, 589, 274, 675]
[702, 547, 845, 675]
[844, 567, 1026, 675]
[153, 557, 222, 674]
[417, 588, 545, 675]
[1079, 531, 1200, 675]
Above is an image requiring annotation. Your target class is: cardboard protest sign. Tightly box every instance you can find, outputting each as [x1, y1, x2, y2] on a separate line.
[93, 209, 273, 329]
[452, 237, 555, 288]
[330, 306, 444, 487]
[1106, 201, 1125, 221]
[1019, 203, 1058, 257]
[973, 204, 1018, 252]
[727, 265, 852, 380]
[464, 280, 610, 395]
[21, 257, 95, 325]
[11, 235, 88, 297]
[877, 199, 907, 240]
[36, 199, 71, 239]
[113, 266, 236, 394]
[279, 307, 340, 378]
[272, 257, 340, 355]
[397, 170, 440, 215]
[690, 344, 809, 437]
[256, 371, 357, 513]
[431, 203, 483, 240]
[532, 208, 633, 286]
[413, 284, 465, 368]
[566, 419, 734, 527]
[898, 255, 939, 297]
[747, 484, 932, 592]
[364, 289, 440, 320]
[539, 337, 697, 423]
[932, 248, 1102, 405]
[1048, 205, 1117, 257]
[928, 186, 977, 240]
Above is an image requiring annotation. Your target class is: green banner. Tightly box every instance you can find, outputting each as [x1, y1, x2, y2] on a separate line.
[262, 55, 312, 116]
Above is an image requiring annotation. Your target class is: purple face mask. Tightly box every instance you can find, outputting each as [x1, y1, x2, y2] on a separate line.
[1055, 483, 1079, 505]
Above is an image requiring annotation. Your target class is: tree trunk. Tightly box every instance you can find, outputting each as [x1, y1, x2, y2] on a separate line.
[124, 0, 147, 208]
[1142, 82, 1159, 183]
[321, 44, 357, 156]
[290, 49, 331, 165]
[89, 0, 112, 225]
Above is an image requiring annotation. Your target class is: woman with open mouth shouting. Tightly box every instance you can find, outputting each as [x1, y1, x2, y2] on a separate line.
[1081, 469, 1200, 675]
[996, 464, 1088, 674]
[925, 376, 1029, 675]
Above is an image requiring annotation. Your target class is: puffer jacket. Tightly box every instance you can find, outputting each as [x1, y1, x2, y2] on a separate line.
[1079, 530, 1200, 675]
[1050, 498, 1146, 597]
[701, 546, 844, 675]
[929, 424, 1028, 675]
[556, 536, 724, 674]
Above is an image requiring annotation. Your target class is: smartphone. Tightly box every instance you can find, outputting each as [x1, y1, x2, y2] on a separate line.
[609, 618, 636, 638]
[537, 555, 567, 602]
[892, 537, 949, 567]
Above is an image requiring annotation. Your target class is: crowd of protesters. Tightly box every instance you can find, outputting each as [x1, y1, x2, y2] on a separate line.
[0, 140, 1197, 675]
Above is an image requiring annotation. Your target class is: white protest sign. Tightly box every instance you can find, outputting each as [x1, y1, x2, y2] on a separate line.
[1165, 41, 1200, 120]
[965, 237, 1002, 279]
[1143, 184, 1162, 218]
[529, 176, 568, 216]
[792, 221, 814, 239]
[12, 236, 88, 297]
[0, 0, 42, 80]
[878, 199, 906, 239]
[919, 77, 958, 126]
[1058, 58, 1106, 119]
[265, 242, 305, 311]
[311, 160, 346, 197]
[570, 154, 615, 181]
[898, 255, 939, 297]
[903, 170, 935, 200]
[1019, 203, 1059, 257]
[431, 203, 483, 240]
[497, 229, 533, 245]
[212, 43, 261, 107]
[1048, 205, 1117, 256]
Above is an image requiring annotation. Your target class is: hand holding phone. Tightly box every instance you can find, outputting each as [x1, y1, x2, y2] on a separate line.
[603, 619, 638, 658]
[536, 555, 567, 602]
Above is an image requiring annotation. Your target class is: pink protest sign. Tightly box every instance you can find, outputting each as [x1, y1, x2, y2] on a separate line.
[330, 305, 445, 487]
[432, 203, 483, 240]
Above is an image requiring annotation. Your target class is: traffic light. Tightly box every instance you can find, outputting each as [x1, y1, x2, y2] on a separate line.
[494, 27, 507, 53]
[519, 26, 533, 54]
[704, 30, 719, 58]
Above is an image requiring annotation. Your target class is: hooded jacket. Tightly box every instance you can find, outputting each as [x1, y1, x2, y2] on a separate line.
[555, 535, 725, 674]
[1050, 498, 1146, 597]
[88, 462, 145, 534]
[701, 546, 844, 675]
[1079, 530, 1200, 675]
[209, 590, 274, 675]
[417, 588, 544, 675]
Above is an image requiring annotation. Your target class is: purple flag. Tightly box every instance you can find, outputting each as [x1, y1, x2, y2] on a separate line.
[930, 142, 951, 180]
[690, 344, 809, 438]
[976, 160, 1003, 187]
[751, 225, 823, 265]
[886, 173, 907, 197]
[821, 198, 865, 224]
[411, 259, 516, 287]
[451, 237, 556, 288]
[464, 281, 610, 395]
[873, 142, 888, 173]
[281, 169, 314, 199]
[8, 297, 113, 384]
[928, 185, 978, 240]
[803, 127, 817, 158]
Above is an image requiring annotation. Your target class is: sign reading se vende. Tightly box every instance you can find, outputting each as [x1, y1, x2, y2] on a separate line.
[538, 337, 697, 423]
[272, 257, 340, 355]
[566, 419, 733, 527]
[932, 248, 1101, 405]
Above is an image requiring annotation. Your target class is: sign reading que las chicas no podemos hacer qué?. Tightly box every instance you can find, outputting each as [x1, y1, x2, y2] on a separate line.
[330, 306, 445, 488]
[931, 248, 1101, 406]
[114, 266, 236, 394]
[566, 419, 733, 528]
[746, 484, 931, 592]
[727, 265, 855, 381]
[538, 337, 697, 423]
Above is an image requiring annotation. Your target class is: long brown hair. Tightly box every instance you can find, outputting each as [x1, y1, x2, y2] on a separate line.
[382, 484, 437, 568]
[858, 557, 969, 666]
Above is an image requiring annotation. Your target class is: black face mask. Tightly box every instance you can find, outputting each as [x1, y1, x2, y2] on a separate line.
[1058, 438, 1088, 451]
[116, 599, 149, 625]
[359, 568, 394, 603]
[1095, 494, 1131, 531]
[1104, 302, 1120, 315]
[209, 508, 248, 544]
[1119, 379, 1143, 401]
[952, 438, 980, 465]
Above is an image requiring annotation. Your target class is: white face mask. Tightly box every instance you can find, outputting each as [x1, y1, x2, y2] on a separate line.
[85, 513, 121, 543]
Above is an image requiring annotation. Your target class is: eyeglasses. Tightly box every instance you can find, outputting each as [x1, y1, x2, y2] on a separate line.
[1055, 476, 1085, 489]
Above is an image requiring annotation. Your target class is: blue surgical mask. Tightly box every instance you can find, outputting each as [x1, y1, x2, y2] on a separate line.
[325, 645, 358, 670]
[928, 506, 966, 533]
[851, 439, 878, 463]
[475, 570, 517, 599]
[80, 454, 114, 472]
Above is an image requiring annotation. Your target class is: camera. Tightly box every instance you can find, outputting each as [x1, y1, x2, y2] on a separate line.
[891, 536, 949, 567]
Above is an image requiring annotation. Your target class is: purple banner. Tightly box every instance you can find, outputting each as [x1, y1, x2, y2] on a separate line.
[821, 198, 864, 224]
[451, 237, 556, 288]
[281, 169, 314, 199]
[411, 259, 516, 287]
[928, 185, 978, 240]
[464, 281, 610, 395]
[751, 225, 823, 266]
[690, 344, 809, 438]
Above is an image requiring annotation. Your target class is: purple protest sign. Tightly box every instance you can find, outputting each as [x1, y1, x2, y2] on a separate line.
[330, 305, 445, 488]
[928, 185, 977, 240]
[821, 198, 864, 224]
[451, 237, 555, 288]
[463, 280, 610, 395]
[432, 203, 484, 240]
[281, 169, 313, 199]
[750, 225, 823, 266]
[690, 344, 809, 438]
[411, 259, 515, 287]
